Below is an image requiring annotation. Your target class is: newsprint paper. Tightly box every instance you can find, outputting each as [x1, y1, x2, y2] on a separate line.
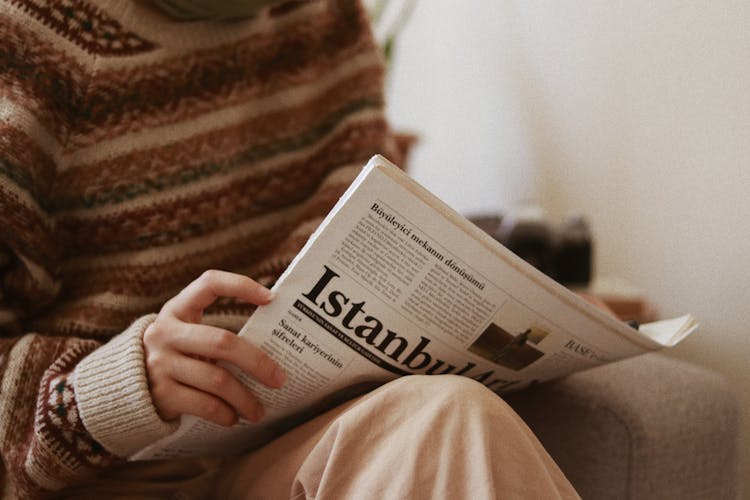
[132, 155, 698, 460]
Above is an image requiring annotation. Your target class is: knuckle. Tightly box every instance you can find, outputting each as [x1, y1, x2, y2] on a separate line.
[150, 381, 168, 399]
[161, 296, 178, 312]
[203, 399, 222, 417]
[149, 383, 179, 421]
[204, 399, 233, 426]
[211, 330, 236, 353]
[144, 322, 173, 352]
[207, 368, 232, 391]
[143, 321, 164, 345]
[146, 351, 170, 375]
[198, 269, 221, 287]
[151, 384, 173, 409]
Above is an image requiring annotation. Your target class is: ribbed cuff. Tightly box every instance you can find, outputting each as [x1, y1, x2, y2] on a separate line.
[74, 314, 178, 457]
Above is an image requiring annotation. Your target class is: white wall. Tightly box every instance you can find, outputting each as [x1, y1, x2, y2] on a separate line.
[386, 1, 750, 495]
[384, 2, 539, 215]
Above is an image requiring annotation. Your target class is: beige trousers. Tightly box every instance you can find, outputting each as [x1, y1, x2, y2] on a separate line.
[62, 375, 579, 499]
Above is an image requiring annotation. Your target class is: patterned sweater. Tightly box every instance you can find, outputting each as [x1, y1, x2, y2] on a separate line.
[0, 0, 400, 496]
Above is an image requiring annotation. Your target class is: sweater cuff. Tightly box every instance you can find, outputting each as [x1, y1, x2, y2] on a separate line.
[74, 314, 178, 457]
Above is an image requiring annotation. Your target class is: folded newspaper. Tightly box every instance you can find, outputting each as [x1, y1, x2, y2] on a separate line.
[133, 155, 698, 460]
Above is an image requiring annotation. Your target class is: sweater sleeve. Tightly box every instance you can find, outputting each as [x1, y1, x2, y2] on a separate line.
[0, 29, 176, 498]
[0, 132, 177, 498]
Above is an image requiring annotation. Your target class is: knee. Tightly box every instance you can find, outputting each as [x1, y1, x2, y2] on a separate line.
[402, 374, 493, 397]
[380, 374, 513, 417]
[396, 373, 494, 394]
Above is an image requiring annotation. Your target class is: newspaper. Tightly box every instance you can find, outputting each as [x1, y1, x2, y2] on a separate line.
[132, 155, 698, 460]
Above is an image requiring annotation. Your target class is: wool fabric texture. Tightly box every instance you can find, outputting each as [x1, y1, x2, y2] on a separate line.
[0, 0, 401, 496]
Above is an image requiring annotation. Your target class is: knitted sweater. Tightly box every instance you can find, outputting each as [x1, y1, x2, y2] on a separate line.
[0, 0, 400, 496]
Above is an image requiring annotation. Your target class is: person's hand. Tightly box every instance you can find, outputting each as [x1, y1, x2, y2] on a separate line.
[143, 270, 286, 427]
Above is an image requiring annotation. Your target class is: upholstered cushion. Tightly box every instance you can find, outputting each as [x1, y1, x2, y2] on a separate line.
[504, 353, 740, 500]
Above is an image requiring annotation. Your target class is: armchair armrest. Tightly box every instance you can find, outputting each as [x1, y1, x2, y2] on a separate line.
[504, 353, 740, 500]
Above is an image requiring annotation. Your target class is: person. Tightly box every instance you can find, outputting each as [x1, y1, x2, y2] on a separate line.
[0, 0, 580, 498]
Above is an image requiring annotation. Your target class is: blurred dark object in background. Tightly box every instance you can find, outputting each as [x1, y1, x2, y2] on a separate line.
[468, 206, 593, 288]
[553, 213, 592, 287]
[469, 214, 503, 238]
[496, 203, 555, 277]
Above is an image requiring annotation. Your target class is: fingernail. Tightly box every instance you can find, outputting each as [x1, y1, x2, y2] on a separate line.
[262, 287, 275, 302]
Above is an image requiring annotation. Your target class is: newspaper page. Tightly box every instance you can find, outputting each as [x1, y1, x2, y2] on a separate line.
[132, 155, 697, 460]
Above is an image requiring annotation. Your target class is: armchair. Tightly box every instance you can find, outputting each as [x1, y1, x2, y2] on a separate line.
[504, 352, 740, 499]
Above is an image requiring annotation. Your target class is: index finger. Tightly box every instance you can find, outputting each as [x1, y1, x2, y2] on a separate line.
[169, 270, 274, 321]
[172, 323, 286, 389]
